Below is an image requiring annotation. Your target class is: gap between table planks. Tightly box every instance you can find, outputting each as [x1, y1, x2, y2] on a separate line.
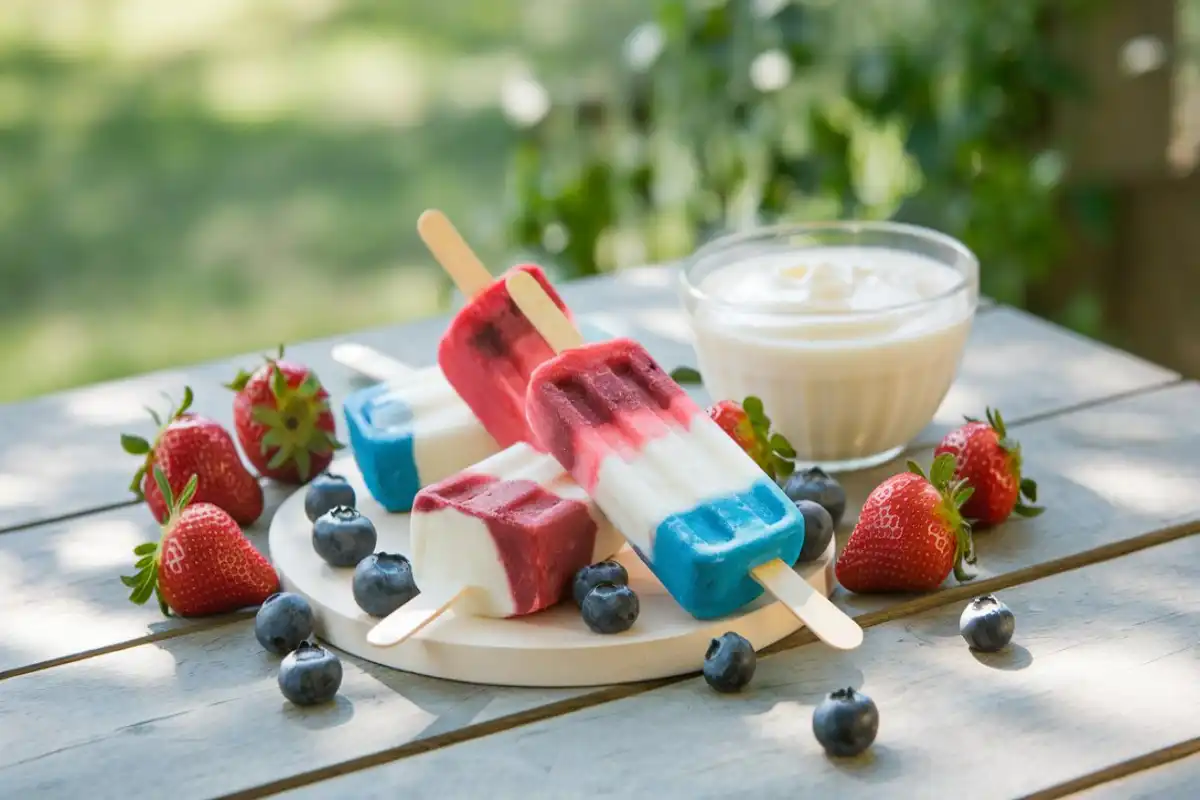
[1, 384, 1199, 800]
[1065, 748, 1200, 799]
[276, 533, 1200, 800]
[0, 350, 1187, 680]
[0, 298, 1171, 534]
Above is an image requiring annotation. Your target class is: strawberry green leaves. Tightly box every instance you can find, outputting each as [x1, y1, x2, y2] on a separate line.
[122, 467, 199, 617]
[960, 405, 1045, 522]
[669, 366, 703, 384]
[909, 452, 978, 581]
[1013, 477, 1044, 518]
[121, 434, 151, 455]
[121, 385, 196, 500]
[741, 395, 797, 482]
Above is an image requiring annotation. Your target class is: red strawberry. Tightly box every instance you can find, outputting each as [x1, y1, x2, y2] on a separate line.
[836, 454, 976, 594]
[122, 467, 279, 617]
[225, 345, 343, 484]
[934, 407, 1043, 527]
[709, 400, 758, 452]
[121, 387, 264, 526]
[706, 396, 797, 482]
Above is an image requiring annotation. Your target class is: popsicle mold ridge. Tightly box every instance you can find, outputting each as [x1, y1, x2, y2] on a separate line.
[526, 338, 806, 619]
[344, 376, 501, 513]
[437, 263, 572, 450]
[410, 442, 623, 617]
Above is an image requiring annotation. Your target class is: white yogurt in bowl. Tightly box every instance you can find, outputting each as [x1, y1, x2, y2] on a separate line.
[679, 222, 979, 471]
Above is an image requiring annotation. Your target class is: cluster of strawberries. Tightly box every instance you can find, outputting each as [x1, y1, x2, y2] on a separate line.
[120, 347, 342, 618]
[709, 400, 1042, 595]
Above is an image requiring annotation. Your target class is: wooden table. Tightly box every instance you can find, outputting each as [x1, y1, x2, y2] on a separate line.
[1, 267, 1197, 799]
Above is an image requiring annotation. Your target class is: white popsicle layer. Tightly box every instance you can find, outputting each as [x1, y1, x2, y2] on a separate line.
[411, 443, 624, 618]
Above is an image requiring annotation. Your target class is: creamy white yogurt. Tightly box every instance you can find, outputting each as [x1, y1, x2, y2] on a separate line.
[685, 241, 977, 468]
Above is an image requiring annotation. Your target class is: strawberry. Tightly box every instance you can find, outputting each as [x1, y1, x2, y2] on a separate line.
[707, 396, 797, 482]
[836, 453, 977, 594]
[225, 345, 343, 484]
[934, 407, 1043, 527]
[120, 387, 264, 526]
[122, 467, 279, 617]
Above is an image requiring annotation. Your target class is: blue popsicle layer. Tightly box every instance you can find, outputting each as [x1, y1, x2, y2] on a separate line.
[343, 383, 422, 512]
[343, 320, 609, 513]
[650, 479, 806, 619]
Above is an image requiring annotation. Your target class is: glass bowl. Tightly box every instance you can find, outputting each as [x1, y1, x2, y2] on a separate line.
[678, 221, 980, 472]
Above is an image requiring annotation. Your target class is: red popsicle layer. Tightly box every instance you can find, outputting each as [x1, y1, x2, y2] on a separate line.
[413, 471, 598, 616]
[437, 264, 571, 450]
[525, 338, 698, 493]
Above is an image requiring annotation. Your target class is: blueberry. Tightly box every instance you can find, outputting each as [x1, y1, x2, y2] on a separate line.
[278, 641, 343, 706]
[580, 584, 639, 634]
[793, 500, 835, 563]
[812, 687, 879, 757]
[959, 594, 1015, 652]
[702, 632, 757, 693]
[352, 553, 420, 617]
[254, 592, 315, 655]
[781, 467, 847, 529]
[572, 560, 629, 607]
[312, 506, 377, 568]
[304, 472, 356, 522]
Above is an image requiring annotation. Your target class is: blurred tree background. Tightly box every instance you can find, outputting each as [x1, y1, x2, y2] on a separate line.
[1, 0, 1197, 402]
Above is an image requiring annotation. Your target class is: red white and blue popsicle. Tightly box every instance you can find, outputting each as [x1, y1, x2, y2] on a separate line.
[508, 270, 864, 650]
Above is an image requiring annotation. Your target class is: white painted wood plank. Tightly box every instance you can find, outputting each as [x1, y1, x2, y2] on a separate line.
[285, 533, 1200, 800]
[828, 382, 1200, 622]
[0, 284, 1165, 532]
[0, 386, 1198, 798]
[4, 383, 1195, 681]
[1, 382, 1197, 680]
[0, 620, 591, 800]
[1075, 754, 1200, 799]
[0, 483, 291, 677]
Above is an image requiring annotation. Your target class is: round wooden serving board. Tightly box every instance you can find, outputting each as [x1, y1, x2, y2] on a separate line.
[269, 455, 837, 688]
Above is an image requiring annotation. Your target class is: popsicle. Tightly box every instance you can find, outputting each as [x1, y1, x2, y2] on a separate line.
[508, 271, 863, 650]
[366, 441, 624, 646]
[340, 210, 610, 512]
[342, 355, 501, 513]
[419, 209, 572, 449]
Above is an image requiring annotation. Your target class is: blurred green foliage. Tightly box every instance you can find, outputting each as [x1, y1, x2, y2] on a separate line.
[0, 0, 645, 401]
[506, 0, 1116, 332]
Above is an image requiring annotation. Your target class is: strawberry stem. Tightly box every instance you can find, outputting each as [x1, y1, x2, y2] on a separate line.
[918, 452, 979, 582]
[121, 466, 199, 617]
[121, 386, 196, 502]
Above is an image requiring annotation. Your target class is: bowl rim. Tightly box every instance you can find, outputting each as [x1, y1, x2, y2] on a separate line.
[678, 220, 980, 318]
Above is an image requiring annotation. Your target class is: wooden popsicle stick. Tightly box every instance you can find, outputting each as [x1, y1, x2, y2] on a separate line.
[505, 271, 584, 353]
[751, 559, 863, 650]
[366, 584, 474, 647]
[510, 270, 863, 651]
[330, 343, 415, 383]
[417, 209, 493, 298]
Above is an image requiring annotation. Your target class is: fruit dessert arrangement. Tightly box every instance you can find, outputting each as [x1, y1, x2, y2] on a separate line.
[112, 208, 1043, 755]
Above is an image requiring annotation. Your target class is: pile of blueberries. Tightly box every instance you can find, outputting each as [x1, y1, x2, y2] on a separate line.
[686, 469, 1019, 761]
[305, 474, 421, 619]
[566, 467, 847, 641]
[252, 472, 420, 708]
[270, 465, 1018, 759]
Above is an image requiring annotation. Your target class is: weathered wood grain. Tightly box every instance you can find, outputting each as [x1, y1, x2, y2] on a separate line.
[0, 619, 595, 800]
[284, 533, 1200, 800]
[1, 385, 1198, 798]
[1074, 752, 1200, 799]
[0, 291, 1163, 532]
[818, 381, 1200, 624]
[0, 483, 291, 678]
[3, 382, 1196, 681]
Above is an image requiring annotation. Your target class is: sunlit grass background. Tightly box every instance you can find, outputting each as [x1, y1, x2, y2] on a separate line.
[0, 0, 647, 400]
[2, 1, 1197, 402]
